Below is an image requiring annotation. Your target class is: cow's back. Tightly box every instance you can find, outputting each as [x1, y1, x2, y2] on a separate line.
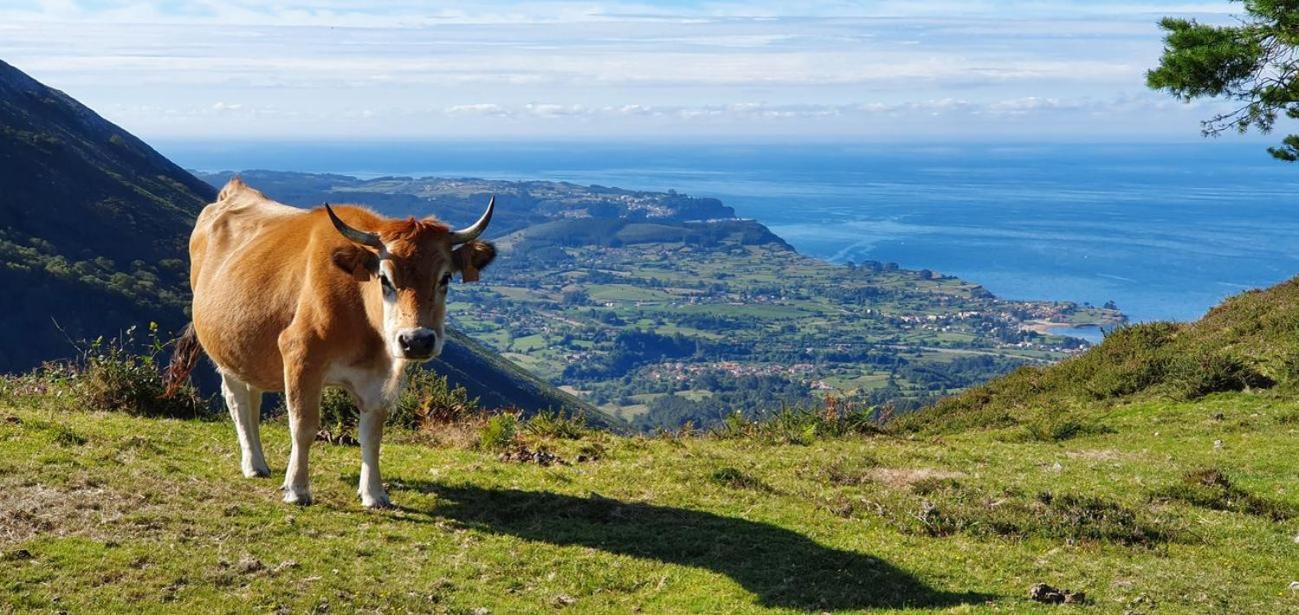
[190, 179, 309, 390]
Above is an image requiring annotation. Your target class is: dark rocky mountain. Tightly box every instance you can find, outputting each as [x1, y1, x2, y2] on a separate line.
[0, 59, 214, 369]
[0, 60, 601, 422]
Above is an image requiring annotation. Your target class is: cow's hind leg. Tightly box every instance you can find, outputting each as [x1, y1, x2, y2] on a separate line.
[221, 373, 271, 478]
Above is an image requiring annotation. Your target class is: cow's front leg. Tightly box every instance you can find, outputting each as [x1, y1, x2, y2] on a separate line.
[357, 406, 392, 509]
[283, 406, 317, 505]
[281, 352, 322, 505]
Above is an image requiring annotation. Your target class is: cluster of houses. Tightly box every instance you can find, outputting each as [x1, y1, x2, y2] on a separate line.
[644, 361, 818, 382]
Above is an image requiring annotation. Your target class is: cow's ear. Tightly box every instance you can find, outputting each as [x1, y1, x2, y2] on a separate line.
[452, 240, 496, 282]
[331, 246, 379, 282]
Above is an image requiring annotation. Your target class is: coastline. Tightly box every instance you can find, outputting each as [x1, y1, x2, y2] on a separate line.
[1020, 320, 1120, 344]
[191, 167, 1131, 346]
[164, 141, 1299, 327]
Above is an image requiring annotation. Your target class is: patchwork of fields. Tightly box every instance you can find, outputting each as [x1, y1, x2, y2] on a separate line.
[451, 237, 1120, 426]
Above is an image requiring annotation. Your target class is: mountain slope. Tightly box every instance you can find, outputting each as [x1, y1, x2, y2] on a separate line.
[0, 60, 606, 422]
[0, 59, 214, 370]
[900, 275, 1299, 432]
[433, 330, 612, 428]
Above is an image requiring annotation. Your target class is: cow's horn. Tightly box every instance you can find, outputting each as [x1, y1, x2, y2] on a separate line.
[325, 203, 383, 248]
[449, 196, 495, 244]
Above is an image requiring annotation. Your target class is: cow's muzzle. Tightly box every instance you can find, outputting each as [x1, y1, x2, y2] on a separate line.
[397, 328, 438, 360]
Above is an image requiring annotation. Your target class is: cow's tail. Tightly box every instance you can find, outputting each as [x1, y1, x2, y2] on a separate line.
[161, 322, 204, 399]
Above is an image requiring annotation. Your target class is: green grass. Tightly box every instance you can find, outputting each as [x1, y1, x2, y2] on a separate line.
[674, 303, 810, 320]
[4, 390, 1299, 613]
[509, 334, 549, 352]
[586, 284, 675, 303]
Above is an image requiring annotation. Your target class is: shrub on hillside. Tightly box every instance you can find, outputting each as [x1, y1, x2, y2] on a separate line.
[1073, 323, 1180, 400]
[1164, 352, 1273, 400]
[711, 466, 772, 491]
[1008, 407, 1114, 443]
[709, 397, 888, 444]
[888, 487, 1175, 547]
[479, 413, 519, 450]
[1150, 468, 1294, 521]
[318, 387, 360, 442]
[74, 324, 209, 419]
[522, 411, 590, 440]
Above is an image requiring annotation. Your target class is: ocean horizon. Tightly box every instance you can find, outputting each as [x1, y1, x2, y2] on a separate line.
[157, 140, 1299, 325]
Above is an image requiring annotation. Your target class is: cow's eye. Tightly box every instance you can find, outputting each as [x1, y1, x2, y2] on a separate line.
[440, 273, 452, 287]
[380, 274, 395, 292]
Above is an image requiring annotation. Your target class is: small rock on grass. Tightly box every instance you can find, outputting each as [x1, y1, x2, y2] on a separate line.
[237, 554, 264, 574]
[2, 549, 33, 561]
[316, 430, 358, 446]
[498, 446, 566, 466]
[1030, 583, 1085, 605]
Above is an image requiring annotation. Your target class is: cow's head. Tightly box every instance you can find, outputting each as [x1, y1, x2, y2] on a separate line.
[327, 198, 497, 361]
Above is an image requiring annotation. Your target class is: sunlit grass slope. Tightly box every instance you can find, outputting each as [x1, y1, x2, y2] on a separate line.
[4, 389, 1299, 613]
[900, 276, 1299, 434]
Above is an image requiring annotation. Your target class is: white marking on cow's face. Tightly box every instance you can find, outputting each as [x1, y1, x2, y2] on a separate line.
[377, 259, 406, 359]
[377, 258, 451, 361]
[431, 269, 451, 357]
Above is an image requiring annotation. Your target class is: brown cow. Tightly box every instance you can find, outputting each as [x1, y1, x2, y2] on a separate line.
[166, 178, 495, 507]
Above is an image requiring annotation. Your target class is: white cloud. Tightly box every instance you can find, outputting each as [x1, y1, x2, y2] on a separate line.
[0, 1, 1241, 27]
[0, 1, 1248, 139]
[445, 103, 511, 116]
[428, 95, 1215, 122]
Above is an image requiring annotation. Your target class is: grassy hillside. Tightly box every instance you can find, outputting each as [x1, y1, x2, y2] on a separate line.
[899, 276, 1299, 434]
[4, 385, 1299, 612]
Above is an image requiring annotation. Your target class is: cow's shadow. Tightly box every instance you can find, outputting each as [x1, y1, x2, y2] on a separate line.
[387, 480, 990, 611]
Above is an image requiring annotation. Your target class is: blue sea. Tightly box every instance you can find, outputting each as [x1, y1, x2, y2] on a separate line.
[159, 140, 1299, 324]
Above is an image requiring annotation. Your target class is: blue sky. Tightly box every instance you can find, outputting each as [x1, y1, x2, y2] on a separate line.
[0, 1, 1253, 141]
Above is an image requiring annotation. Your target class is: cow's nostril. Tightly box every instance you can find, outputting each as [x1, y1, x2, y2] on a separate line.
[398, 329, 436, 357]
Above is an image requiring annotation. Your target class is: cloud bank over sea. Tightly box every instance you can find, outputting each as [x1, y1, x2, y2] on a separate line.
[0, 1, 1241, 140]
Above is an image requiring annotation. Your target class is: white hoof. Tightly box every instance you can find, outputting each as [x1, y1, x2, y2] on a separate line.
[360, 491, 393, 509]
[282, 485, 313, 506]
[243, 463, 271, 478]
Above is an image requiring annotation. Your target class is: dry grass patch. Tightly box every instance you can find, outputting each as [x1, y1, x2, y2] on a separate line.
[0, 482, 148, 546]
[1064, 449, 1125, 461]
[868, 468, 967, 489]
